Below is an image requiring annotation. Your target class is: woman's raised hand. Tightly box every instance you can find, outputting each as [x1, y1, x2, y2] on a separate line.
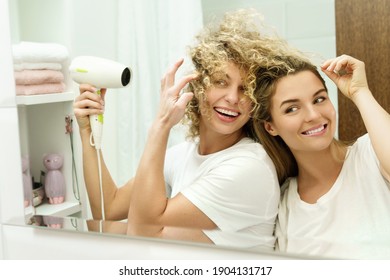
[321, 54, 369, 102]
[321, 55, 368, 103]
[73, 84, 106, 131]
[157, 58, 197, 128]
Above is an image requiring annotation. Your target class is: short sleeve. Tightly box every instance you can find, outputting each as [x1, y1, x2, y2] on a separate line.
[181, 153, 279, 231]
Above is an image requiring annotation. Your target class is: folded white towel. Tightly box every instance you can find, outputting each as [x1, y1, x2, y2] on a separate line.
[14, 70, 64, 85]
[13, 62, 62, 71]
[12, 41, 69, 63]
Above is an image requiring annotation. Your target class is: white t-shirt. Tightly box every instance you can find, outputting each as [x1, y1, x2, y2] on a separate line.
[164, 137, 280, 250]
[276, 134, 390, 259]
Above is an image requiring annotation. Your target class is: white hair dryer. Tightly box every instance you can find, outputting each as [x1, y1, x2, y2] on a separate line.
[69, 56, 131, 149]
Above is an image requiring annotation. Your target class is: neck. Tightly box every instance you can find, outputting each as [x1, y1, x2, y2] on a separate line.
[198, 125, 245, 155]
[292, 143, 347, 203]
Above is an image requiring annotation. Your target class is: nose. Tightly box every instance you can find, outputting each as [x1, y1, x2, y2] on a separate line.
[304, 105, 321, 122]
[224, 87, 241, 104]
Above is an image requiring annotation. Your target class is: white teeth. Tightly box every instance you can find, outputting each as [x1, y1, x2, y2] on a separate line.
[303, 125, 325, 135]
[215, 108, 239, 117]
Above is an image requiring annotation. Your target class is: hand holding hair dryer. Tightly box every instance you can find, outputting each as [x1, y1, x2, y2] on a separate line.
[69, 56, 132, 149]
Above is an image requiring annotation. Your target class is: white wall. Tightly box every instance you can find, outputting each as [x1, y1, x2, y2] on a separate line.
[1, 0, 336, 259]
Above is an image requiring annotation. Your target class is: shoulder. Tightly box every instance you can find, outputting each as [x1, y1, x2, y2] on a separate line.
[347, 133, 376, 163]
[218, 141, 276, 179]
[218, 138, 278, 178]
[221, 138, 272, 164]
[279, 177, 297, 206]
[280, 177, 293, 194]
[354, 133, 371, 148]
[166, 140, 196, 157]
[281, 177, 294, 194]
[215, 140, 279, 191]
[165, 141, 197, 173]
[345, 134, 388, 183]
[350, 133, 372, 151]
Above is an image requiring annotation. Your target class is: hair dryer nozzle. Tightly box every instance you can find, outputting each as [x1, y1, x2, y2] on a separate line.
[121, 68, 131, 87]
[69, 56, 131, 88]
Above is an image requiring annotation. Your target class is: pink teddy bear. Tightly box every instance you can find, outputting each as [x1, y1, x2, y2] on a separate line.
[43, 153, 66, 204]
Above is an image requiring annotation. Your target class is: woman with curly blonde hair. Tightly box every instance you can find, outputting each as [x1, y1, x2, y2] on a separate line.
[74, 9, 282, 249]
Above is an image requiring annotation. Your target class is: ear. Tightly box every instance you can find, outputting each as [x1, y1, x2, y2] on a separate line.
[264, 121, 278, 136]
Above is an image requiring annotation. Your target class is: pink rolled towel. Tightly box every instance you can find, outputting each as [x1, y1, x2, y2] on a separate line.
[16, 82, 66, 96]
[14, 70, 64, 85]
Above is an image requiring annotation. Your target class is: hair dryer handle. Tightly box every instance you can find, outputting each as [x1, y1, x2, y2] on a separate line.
[89, 89, 103, 150]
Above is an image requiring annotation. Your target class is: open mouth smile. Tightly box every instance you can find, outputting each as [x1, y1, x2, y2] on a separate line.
[302, 124, 327, 136]
[214, 107, 240, 119]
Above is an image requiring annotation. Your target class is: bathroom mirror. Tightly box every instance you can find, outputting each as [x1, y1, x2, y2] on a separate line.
[27, 215, 269, 251]
[11, 0, 390, 260]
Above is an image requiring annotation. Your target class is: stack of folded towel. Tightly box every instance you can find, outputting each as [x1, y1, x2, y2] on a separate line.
[12, 41, 69, 96]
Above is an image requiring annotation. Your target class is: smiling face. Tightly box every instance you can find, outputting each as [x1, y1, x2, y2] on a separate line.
[198, 62, 252, 140]
[264, 70, 336, 155]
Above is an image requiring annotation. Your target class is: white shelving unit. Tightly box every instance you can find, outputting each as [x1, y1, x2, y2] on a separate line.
[16, 91, 74, 105]
[34, 201, 81, 217]
[17, 91, 83, 219]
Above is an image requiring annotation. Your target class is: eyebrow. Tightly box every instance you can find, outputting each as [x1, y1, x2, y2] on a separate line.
[213, 72, 230, 79]
[279, 88, 327, 108]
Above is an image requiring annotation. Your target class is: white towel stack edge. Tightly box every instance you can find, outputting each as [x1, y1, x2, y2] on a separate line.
[12, 41, 69, 96]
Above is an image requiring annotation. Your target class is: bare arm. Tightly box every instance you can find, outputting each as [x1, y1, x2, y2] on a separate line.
[87, 219, 213, 245]
[127, 59, 216, 241]
[322, 55, 390, 178]
[74, 84, 132, 220]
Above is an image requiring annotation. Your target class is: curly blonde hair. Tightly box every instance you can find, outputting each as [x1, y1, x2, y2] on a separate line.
[183, 9, 297, 140]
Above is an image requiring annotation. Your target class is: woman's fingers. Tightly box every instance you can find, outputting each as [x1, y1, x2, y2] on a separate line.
[175, 91, 194, 110]
[74, 98, 104, 113]
[160, 59, 197, 103]
[161, 58, 185, 91]
[170, 73, 198, 96]
[321, 55, 368, 99]
[74, 84, 105, 120]
[321, 54, 359, 75]
[156, 59, 198, 127]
